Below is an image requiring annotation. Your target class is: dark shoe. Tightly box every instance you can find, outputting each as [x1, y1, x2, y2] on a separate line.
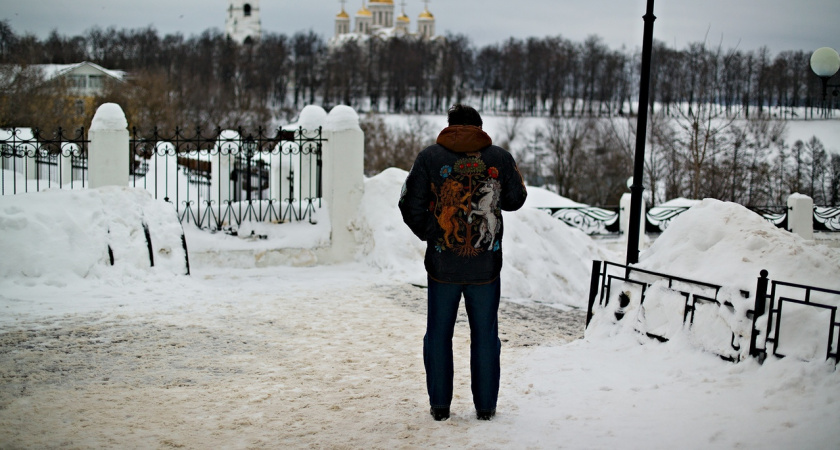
[430, 406, 450, 421]
[476, 409, 496, 420]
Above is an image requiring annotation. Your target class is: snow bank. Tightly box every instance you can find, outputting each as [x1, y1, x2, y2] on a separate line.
[353, 168, 426, 284]
[588, 198, 840, 362]
[354, 168, 612, 307]
[639, 198, 840, 291]
[522, 185, 584, 208]
[0, 187, 188, 284]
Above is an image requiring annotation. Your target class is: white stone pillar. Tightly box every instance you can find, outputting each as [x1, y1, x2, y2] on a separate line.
[323, 105, 365, 262]
[88, 103, 129, 188]
[620, 192, 646, 250]
[787, 193, 814, 240]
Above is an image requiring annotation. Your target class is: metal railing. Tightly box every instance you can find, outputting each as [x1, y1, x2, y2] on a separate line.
[1, 127, 89, 195]
[752, 275, 839, 364]
[588, 261, 839, 365]
[129, 126, 324, 231]
[542, 203, 840, 234]
[538, 206, 620, 235]
[587, 260, 748, 362]
[814, 206, 840, 232]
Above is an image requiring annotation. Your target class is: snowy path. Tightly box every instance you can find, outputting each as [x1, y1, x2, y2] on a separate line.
[0, 265, 584, 449]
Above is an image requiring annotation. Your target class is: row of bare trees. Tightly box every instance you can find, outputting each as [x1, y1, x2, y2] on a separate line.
[511, 112, 840, 206]
[2, 21, 838, 132]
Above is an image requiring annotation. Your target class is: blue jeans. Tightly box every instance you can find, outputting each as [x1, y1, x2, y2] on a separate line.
[424, 277, 501, 413]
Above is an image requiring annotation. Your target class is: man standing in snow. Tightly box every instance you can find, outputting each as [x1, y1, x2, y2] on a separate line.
[399, 104, 527, 421]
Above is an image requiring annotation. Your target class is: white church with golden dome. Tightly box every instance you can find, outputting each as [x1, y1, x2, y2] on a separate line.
[334, 0, 436, 40]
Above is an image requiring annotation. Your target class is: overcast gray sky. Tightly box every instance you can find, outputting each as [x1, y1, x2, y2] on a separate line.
[1, 0, 837, 54]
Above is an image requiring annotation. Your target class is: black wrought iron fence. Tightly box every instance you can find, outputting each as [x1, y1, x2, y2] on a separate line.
[542, 203, 840, 234]
[129, 126, 324, 231]
[751, 276, 839, 364]
[587, 260, 750, 362]
[814, 206, 840, 232]
[1, 127, 89, 195]
[538, 207, 620, 235]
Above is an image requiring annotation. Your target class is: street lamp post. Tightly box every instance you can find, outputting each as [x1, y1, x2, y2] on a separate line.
[809, 47, 840, 118]
[626, 0, 657, 265]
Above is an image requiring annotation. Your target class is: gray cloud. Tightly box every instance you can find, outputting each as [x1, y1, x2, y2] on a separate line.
[1, 0, 837, 53]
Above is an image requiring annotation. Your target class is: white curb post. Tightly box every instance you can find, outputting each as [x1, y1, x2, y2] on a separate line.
[787, 193, 814, 240]
[323, 105, 365, 262]
[88, 103, 129, 188]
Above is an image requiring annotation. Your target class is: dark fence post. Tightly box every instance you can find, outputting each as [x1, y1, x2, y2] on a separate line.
[586, 260, 603, 328]
[749, 269, 770, 359]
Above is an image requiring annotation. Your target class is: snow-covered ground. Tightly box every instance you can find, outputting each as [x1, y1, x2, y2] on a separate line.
[1, 168, 839, 448]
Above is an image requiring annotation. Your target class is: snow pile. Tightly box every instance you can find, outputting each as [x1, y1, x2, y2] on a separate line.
[182, 205, 331, 253]
[0, 186, 188, 283]
[522, 185, 585, 208]
[90, 103, 128, 130]
[587, 198, 840, 362]
[354, 168, 612, 307]
[639, 199, 840, 291]
[353, 168, 426, 284]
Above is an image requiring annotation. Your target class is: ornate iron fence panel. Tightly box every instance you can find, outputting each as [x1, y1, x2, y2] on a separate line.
[746, 205, 788, 229]
[129, 126, 324, 231]
[814, 206, 840, 232]
[539, 206, 620, 235]
[1, 127, 88, 195]
[645, 206, 691, 233]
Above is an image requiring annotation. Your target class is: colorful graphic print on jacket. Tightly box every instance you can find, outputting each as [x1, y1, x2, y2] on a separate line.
[431, 157, 501, 258]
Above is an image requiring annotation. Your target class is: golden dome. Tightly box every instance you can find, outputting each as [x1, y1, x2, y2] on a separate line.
[418, 9, 434, 19]
[397, 13, 410, 23]
[369, 0, 394, 3]
[337, 9, 350, 19]
[356, 6, 372, 16]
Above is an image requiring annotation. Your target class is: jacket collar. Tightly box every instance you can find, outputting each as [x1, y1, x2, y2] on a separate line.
[436, 125, 492, 153]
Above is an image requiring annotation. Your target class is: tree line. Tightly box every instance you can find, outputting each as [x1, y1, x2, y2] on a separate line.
[2, 21, 838, 131]
[1, 22, 838, 207]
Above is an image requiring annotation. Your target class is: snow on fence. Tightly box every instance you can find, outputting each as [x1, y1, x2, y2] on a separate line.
[587, 261, 840, 365]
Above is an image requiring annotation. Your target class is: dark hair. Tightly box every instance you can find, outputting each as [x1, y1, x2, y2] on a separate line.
[447, 104, 483, 127]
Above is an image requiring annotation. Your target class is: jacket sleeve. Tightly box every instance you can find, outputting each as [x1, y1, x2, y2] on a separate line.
[399, 151, 435, 241]
[499, 152, 528, 212]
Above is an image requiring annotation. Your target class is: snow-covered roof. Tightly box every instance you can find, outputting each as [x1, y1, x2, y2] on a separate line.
[37, 61, 125, 81]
